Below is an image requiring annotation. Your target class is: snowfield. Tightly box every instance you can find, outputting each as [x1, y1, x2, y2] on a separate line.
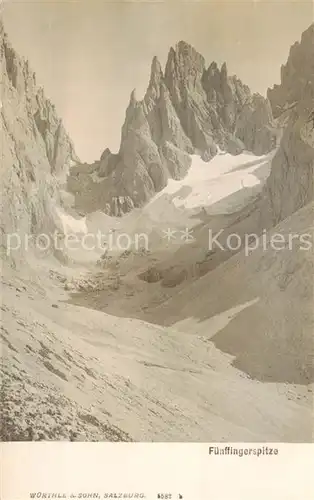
[150, 151, 273, 211]
[82, 151, 274, 256]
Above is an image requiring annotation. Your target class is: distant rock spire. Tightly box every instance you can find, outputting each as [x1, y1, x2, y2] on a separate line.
[129, 88, 137, 105]
[149, 56, 163, 87]
[145, 56, 164, 107]
[221, 62, 228, 80]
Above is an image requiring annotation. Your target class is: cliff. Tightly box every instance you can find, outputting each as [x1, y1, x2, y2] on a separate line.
[261, 23, 314, 226]
[0, 19, 79, 261]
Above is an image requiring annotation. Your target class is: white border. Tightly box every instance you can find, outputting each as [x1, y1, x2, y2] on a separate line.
[1, 443, 313, 500]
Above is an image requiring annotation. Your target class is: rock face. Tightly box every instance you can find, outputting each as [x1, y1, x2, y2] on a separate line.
[69, 41, 277, 215]
[267, 24, 314, 119]
[261, 23, 314, 227]
[0, 20, 79, 260]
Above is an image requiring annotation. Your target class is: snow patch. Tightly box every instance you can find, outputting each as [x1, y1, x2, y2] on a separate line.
[55, 207, 88, 235]
[82, 152, 273, 254]
[151, 152, 271, 210]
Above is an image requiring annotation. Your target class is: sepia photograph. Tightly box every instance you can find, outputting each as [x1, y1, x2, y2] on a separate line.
[0, 0, 313, 457]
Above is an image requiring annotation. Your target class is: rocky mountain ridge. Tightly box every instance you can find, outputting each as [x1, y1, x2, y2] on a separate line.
[267, 23, 314, 119]
[68, 41, 277, 216]
[261, 23, 314, 227]
[0, 19, 79, 261]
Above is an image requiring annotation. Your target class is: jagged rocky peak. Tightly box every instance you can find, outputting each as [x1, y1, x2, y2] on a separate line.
[144, 56, 164, 110]
[69, 39, 277, 216]
[164, 41, 207, 113]
[148, 56, 163, 87]
[129, 88, 138, 106]
[205, 60, 220, 83]
[165, 40, 206, 82]
[203, 61, 250, 105]
[100, 147, 111, 161]
[1, 22, 78, 172]
[204, 60, 228, 86]
[221, 61, 228, 78]
[98, 147, 120, 178]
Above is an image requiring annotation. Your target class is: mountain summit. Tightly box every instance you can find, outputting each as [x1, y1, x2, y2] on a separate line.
[68, 41, 277, 216]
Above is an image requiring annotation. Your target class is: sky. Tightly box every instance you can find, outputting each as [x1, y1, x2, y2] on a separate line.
[2, 0, 313, 162]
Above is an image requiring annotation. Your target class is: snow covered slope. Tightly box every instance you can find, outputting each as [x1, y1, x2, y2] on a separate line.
[149, 151, 272, 212]
[1, 256, 311, 442]
[148, 202, 314, 386]
[81, 151, 272, 259]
